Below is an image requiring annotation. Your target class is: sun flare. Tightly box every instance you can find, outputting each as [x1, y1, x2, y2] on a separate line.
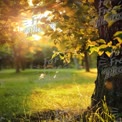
[32, 34, 41, 40]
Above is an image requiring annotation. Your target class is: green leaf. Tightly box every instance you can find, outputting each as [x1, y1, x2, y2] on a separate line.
[59, 54, 64, 60]
[113, 31, 122, 39]
[103, 0, 112, 8]
[113, 5, 121, 11]
[51, 52, 58, 59]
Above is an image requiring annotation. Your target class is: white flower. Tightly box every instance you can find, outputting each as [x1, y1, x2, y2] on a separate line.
[53, 75, 56, 79]
[39, 73, 45, 80]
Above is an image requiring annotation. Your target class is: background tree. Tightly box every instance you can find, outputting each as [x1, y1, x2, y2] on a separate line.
[0, 0, 30, 72]
[0, 44, 13, 69]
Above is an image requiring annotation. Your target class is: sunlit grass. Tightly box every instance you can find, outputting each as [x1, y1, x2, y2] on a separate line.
[29, 83, 94, 113]
[0, 68, 97, 119]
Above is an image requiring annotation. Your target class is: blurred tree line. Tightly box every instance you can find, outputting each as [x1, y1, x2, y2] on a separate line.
[0, 45, 97, 70]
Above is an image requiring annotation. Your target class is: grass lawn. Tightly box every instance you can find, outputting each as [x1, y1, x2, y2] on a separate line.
[0, 68, 97, 120]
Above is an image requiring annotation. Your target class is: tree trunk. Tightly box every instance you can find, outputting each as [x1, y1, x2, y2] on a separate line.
[83, 0, 122, 121]
[15, 55, 21, 73]
[13, 47, 21, 73]
[84, 51, 90, 72]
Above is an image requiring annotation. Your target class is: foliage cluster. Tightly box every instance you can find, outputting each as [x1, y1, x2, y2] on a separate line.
[88, 31, 122, 57]
[33, 0, 98, 69]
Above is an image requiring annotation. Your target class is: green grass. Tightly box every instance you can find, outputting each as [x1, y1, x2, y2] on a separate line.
[0, 68, 97, 120]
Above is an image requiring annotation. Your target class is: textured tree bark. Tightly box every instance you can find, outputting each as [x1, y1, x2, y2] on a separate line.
[91, 0, 122, 119]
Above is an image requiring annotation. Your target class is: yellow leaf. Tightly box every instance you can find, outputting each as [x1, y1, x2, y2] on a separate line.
[113, 31, 122, 37]
[97, 39, 106, 44]
[98, 51, 104, 56]
[105, 51, 111, 57]
[99, 44, 108, 49]
[107, 41, 112, 46]
[115, 42, 122, 49]
[114, 37, 122, 43]
[87, 40, 97, 46]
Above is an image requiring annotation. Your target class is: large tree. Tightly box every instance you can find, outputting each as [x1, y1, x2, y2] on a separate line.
[34, 0, 121, 120]
[83, 0, 122, 121]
